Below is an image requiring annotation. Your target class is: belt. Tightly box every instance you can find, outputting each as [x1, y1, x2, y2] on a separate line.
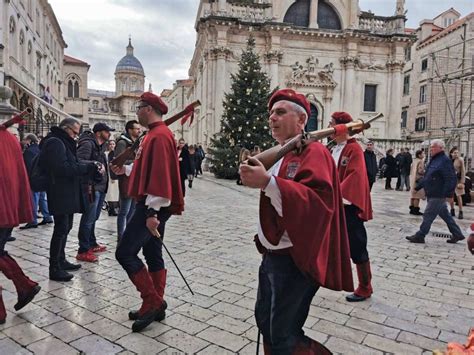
[265, 247, 291, 255]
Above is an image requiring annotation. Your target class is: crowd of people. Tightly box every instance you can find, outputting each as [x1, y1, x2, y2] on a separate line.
[1, 88, 472, 351]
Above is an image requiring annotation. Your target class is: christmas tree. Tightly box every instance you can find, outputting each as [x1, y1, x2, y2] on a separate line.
[209, 36, 274, 179]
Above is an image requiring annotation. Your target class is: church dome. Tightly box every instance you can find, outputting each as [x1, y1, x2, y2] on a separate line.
[115, 38, 145, 76]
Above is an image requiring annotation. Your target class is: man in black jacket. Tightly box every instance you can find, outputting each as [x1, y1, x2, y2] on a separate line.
[76, 123, 113, 263]
[406, 139, 465, 244]
[364, 141, 378, 191]
[39, 118, 100, 281]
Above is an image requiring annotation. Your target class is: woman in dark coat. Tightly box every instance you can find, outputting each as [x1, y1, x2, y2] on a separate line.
[384, 149, 398, 190]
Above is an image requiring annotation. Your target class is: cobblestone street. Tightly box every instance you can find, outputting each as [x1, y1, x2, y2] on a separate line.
[1, 173, 473, 354]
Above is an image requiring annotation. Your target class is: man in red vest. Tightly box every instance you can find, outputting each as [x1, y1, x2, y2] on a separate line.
[240, 89, 353, 354]
[112, 92, 184, 333]
[329, 111, 374, 302]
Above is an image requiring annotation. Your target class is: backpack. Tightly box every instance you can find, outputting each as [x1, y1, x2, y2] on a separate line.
[28, 153, 49, 192]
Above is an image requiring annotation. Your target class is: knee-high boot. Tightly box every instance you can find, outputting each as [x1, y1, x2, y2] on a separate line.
[346, 261, 373, 302]
[0, 286, 6, 324]
[128, 267, 160, 332]
[150, 269, 167, 321]
[0, 253, 41, 311]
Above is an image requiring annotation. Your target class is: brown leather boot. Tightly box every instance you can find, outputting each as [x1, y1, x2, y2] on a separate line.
[0, 253, 41, 311]
[346, 261, 373, 302]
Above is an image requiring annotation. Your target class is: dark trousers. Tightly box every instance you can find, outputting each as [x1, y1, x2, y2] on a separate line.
[344, 205, 369, 264]
[0, 228, 13, 255]
[368, 180, 374, 191]
[50, 214, 74, 269]
[180, 177, 186, 197]
[385, 176, 393, 189]
[255, 253, 318, 354]
[115, 202, 171, 275]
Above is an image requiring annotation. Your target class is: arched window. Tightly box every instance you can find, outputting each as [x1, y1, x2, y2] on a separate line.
[317, 1, 341, 30]
[92, 100, 99, 109]
[283, 0, 310, 27]
[67, 75, 80, 98]
[305, 104, 318, 132]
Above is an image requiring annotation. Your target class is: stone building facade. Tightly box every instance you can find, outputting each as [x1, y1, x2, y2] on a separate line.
[401, 8, 473, 164]
[0, 0, 68, 135]
[177, 0, 413, 147]
[63, 54, 89, 122]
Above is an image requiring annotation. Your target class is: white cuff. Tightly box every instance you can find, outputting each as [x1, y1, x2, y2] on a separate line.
[145, 195, 171, 210]
[125, 164, 133, 177]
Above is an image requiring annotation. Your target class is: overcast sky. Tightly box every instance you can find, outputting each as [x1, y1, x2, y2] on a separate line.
[49, 0, 473, 93]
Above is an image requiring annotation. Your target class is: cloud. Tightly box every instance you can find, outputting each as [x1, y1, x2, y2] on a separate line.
[50, 0, 473, 93]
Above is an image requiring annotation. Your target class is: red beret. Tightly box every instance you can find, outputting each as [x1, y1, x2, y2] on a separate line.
[268, 89, 311, 117]
[331, 112, 353, 124]
[140, 92, 168, 115]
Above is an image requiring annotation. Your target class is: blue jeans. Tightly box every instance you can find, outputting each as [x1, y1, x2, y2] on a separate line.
[255, 253, 318, 354]
[78, 190, 105, 253]
[400, 173, 410, 190]
[115, 201, 171, 275]
[415, 197, 464, 239]
[31, 191, 53, 225]
[117, 197, 136, 239]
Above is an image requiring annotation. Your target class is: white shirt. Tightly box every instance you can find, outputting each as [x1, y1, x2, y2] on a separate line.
[257, 158, 294, 250]
[331, 141, 352, 205]
[125, 163, 171, 210]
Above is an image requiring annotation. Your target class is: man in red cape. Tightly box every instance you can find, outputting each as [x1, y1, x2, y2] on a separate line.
[112, 92, 184, 333]
[0, 117, 41, 324]
[329, 112, 374, 302]
[240, 89, 353, 354]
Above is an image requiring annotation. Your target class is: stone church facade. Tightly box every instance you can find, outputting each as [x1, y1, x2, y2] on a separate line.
[181, 0, 413, 147]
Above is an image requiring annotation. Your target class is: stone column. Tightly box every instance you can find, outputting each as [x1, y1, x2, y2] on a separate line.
[309, 0, 319, 28]
[265, 50, 283, 89]
[218, 0, 227, 12]
[212, 46, 230, 134]
[339, 56, 358, 108]
[387, 60, 404, 139]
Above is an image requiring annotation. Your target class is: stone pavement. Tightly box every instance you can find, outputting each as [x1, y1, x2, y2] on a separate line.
[1, 173, 473, 354]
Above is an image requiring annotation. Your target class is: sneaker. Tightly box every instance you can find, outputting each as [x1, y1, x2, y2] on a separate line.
[76, 251, 98, 262]
[446, 235, 465, 244]
[90, 244, 107, 253]
[406, 235, 425, 243]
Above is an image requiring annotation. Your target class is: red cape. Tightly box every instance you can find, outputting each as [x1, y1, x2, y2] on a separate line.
[128, 121, 184, 215]
[0, 128, 33, 227]
[260, 142, 353, 292]
[336, 139, 373, 221]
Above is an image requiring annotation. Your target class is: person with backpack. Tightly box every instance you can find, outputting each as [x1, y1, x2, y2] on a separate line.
[39, 118, 102, 281]
[20, 133, 53, 230]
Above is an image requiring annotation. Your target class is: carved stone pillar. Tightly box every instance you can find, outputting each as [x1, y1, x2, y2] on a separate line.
[218, 0, 226, 12]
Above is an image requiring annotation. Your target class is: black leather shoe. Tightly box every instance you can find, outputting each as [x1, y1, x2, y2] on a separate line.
[132, 309, 159, 332]
[38, 219, 53, 226]
[406, 235, 425, 243]
[14, 285, 41, 311]
[447, 235, 465, 244]
[49, 268, 73, 282]
[6, 236, 16, 242]
[60, 260, 82, 271]
[19, 223, 38, 230]
[346, 293, 370, 302]
[129, 301, 167, 321]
